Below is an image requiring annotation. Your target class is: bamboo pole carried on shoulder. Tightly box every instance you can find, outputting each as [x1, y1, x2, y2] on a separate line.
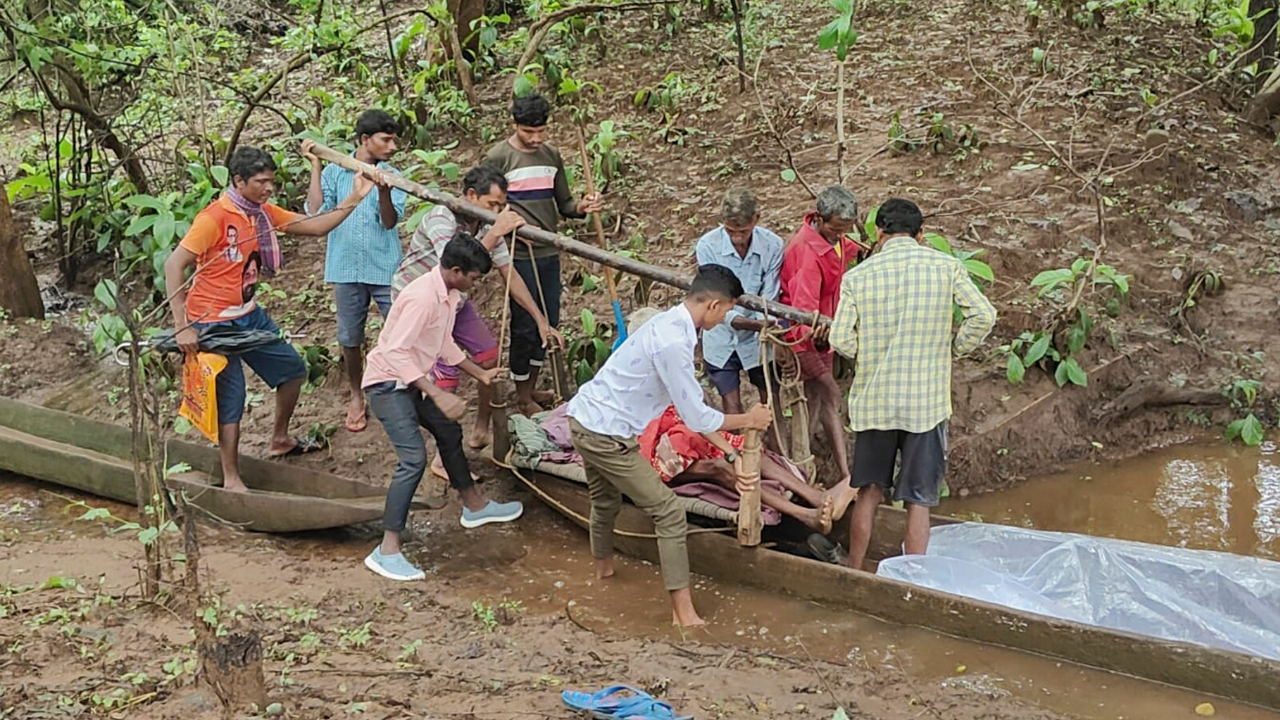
[307, 142, 830, 328]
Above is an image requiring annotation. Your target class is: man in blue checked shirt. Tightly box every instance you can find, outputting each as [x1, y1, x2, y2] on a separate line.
[694, 188, 785, 440]
[302, 110, 408, 433]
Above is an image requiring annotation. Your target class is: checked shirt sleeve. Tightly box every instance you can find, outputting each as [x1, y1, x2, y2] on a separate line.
[952, 262, 997, 357]
[829, 274, 860, 361]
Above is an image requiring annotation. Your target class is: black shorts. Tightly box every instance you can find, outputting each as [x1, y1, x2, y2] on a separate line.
[705, 352, 774, 397]
[851, 422, 948, 507]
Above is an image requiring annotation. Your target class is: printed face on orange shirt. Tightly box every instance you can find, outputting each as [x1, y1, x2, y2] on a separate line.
[241, 251, 261, 304]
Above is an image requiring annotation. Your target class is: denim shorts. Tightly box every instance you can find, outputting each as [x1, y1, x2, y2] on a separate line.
[334, 282, 392, 347]
[704, 352, 773, 396]
[193, 306, 306, 426]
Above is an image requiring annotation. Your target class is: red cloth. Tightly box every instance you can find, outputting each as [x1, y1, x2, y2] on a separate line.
[779, 213, 866, 353]
[639, 405, 746, 483]
[796, 350, 835, 380]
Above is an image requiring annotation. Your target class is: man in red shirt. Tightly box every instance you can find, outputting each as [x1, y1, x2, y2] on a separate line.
[779, 186, 866, 485]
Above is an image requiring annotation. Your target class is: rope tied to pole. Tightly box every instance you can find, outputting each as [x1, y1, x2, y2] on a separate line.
[757, 312, 816, 481]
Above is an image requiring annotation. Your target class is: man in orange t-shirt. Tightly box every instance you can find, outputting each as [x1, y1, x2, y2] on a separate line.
[164, 145, 379, 492]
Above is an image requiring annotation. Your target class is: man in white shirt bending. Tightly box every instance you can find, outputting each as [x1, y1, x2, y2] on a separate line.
[567, 265, 773, 627]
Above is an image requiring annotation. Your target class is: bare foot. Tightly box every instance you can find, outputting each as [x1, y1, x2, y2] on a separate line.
[468, 425, 492, 450]
[431, 456, 480, 483]
[345, 397, 368, 432]
[222, 477, 249, 493]
[595, 557, 615, 580]
[531, 389, 556, 405]
[517, 398, 544, 417]
[800, 496, 835, 534]
[829, 479, 859, 522]
[670, 588, 705, 627]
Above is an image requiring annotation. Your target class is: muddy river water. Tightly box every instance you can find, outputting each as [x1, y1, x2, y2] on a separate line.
[5, 440, 1280, 719]
[941, 440, 1280, 559]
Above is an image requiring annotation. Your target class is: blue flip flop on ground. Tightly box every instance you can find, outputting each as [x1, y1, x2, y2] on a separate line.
[561, 686, 692, 720]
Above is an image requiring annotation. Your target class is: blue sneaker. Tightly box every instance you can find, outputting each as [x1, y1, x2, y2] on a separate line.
[460, 499, 524, 529]
[364, 547, 425, 581]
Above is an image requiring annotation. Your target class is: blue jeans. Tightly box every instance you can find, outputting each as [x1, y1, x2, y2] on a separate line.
[334, 283, 392, 347]
[192, 307, 305, 426]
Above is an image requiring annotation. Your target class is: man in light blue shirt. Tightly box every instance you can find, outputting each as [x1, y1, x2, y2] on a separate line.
[303, 110, 408, 433]
[694, 188, 784, 416]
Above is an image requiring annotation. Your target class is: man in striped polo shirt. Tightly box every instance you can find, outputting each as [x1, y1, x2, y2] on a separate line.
[303, 110, 408, 433]
[392, 165, 563, 462]
[485, 93, 602, 416]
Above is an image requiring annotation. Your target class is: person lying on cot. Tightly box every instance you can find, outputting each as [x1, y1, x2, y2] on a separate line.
[637, 405, 858, 534]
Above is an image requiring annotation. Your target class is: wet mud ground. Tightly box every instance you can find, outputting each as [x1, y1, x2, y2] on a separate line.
[2, 461, 1276, 720]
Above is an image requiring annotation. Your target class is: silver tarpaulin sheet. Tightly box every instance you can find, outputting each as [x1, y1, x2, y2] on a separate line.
[876, 522, 1280, 660]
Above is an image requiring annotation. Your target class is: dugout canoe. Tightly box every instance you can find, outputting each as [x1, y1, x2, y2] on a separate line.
[507, 459, 1280, 711]
[0, 396, 410, 533]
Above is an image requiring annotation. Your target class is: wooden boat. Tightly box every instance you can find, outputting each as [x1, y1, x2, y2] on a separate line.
[506, 458, 1280, 711]
[0, 396, 419, 533]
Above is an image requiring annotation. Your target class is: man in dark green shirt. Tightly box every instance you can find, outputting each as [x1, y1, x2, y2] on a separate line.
[485, 93, 601, 415]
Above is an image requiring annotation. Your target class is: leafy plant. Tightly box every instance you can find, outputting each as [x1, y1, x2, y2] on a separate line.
[1224, 377, 1266, 446]
[566, 308, 613, 387]
[926, 113, 982, 154]
[998, 331, 1061, 384]
[817, 0, 857, 61]
[337, 621, 373, 648]
[294, 343, 338, 393]
[1032, 46, 1055, 73]
[471, 599, 525, 632]
[1171, 267, 1225, 321]
[400, 145, 462, 233]
[1026, 0, 1046, 29]
[1031, 256, 1130, 304]
[1211, 0, 1270, 50]
[120, 164, 226, 292]
[396, 638, 424, 662]
[471, 600, 498, 632]
[586, 120, 628, 187]
[1024, 255, 1131, 387]
[862, 205, 879, 244]
[633, 72, 692, 112]
[925, 233, 994, 286]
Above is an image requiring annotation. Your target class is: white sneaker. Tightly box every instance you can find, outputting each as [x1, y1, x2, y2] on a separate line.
[364, 547, 426, 581]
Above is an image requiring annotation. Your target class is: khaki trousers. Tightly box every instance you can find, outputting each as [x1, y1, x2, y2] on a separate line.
[569, 418, 690, 591]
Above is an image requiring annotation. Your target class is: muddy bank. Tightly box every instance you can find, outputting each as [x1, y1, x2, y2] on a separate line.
[0, 474, 1072, 720]
[5, 472, 1277, 720]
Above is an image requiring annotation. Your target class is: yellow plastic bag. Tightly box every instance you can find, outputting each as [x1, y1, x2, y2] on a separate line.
[179, 352, 228, 443]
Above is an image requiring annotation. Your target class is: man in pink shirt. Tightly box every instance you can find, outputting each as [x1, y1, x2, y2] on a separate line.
[361, 231, 522, 582]
[779, 186, 868, 486]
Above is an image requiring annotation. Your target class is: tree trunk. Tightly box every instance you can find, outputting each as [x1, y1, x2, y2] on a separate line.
[198, 631, 268, 711]
[1247, 0, 1278, 88]
[0, 185, 44, 320]
[1245, 67, 1280, 123]
[448, 0, 487, 57]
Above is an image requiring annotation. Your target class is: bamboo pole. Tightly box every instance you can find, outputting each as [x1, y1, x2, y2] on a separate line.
[308, 143, 829, 328]
[489, 380, 511, 462]
[547, 344, 572, 402]
[786, 384, 816, 481]
[575, 126, 628, 346]
[734, 428, 763, 546]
